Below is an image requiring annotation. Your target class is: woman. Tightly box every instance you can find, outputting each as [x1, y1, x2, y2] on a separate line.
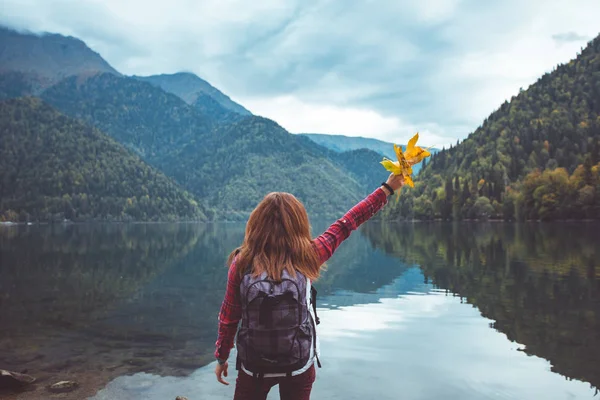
[214, 173, 404, 399]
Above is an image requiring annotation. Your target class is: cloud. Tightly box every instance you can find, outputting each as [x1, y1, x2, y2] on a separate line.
[552, 31, 590, 44]
[1, 0, 599, 145]
[242, 95, 456, 148]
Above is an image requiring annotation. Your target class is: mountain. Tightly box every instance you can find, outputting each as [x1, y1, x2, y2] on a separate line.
[0, 26, 119, 92]
[0, 26, 247, 122]
[292, 135, 392, 196]
[0, 71, 34, 99]
[300, 133, 397, 159]
[41, 73, 214, 158]
[0, 97, 206, 222]
[384, 34, 600, 221]
[330, 149, 393, 194]
[134, 72, 251, 116]
[151, 116, 368, 219]
[191, 91, 245, 124]
[38, 73, 368, 219]
[1, 28, 390, 220]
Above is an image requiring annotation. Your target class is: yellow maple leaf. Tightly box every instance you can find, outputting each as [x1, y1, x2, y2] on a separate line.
[404, 133, 431, 165]
[380, 133, 430, 201]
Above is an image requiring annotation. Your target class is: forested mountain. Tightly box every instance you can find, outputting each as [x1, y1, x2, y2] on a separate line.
[135, 72, 251, 116]
[41, 73, 214, 157]
[189, 91, 245, 124]
[384, 34, 600, 221]
[0, 27, 397, 221]
[0, 98, 206, 222]
[0, 26, 119, 90]
[328, 149, 391, 195]
[156, 116, 367, 219]
[0, 71, 35, 99]
[38, 73, 369, 219]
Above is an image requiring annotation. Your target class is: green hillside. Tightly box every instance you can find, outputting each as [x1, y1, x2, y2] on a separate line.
[0, 71, 36, 99]
[41, 73, 214, 158]
[38, 73, 369, 219]
[329, 148, 392, 196]
[385, 34, 600, 221]
[159, 116, 366, 220]
[0, 98, 206, 222]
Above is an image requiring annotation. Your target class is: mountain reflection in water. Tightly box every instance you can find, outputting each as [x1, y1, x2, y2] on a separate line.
[1, 222, 599, 399]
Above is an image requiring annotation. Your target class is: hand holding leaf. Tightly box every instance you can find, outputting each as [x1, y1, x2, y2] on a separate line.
[380, 133, 431, 200]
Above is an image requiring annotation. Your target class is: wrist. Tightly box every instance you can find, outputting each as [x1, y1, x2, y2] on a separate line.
[380, 182, 394, 196]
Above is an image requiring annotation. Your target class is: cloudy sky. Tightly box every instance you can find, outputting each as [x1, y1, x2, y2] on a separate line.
[2, 0, 599, 147]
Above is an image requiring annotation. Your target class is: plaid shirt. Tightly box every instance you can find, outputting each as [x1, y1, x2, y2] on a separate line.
[214, 187, 390, 361]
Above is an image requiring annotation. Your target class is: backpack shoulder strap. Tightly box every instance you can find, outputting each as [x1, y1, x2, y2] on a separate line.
[310, 285, 320, 325]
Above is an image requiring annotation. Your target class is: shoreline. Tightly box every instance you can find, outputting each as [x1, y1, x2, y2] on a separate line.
[0, 347, 216, 400]
[2, 218, 599, 227]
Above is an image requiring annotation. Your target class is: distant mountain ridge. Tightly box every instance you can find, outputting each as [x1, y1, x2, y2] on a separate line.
[300, 133, 397, 159]
[134, 72, 251, 116]
[0, 26, 249, 119]
[0, 26, 119, 90]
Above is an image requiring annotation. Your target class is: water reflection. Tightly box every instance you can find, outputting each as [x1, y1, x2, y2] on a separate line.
[362, 222, 600, 392]
[1, 222, 599, 399]
[93, 268, 597, 400]
[0, 222, 411, 399]
[0, 223, 238, 399]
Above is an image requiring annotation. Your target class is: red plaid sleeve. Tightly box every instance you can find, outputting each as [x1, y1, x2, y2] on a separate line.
[214, 186, 389, 361]
[312, 187, 389, 264]
[214, 259, 242, 361]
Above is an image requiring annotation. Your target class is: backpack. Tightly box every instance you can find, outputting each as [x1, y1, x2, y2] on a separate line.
[236, 268, 321, 378]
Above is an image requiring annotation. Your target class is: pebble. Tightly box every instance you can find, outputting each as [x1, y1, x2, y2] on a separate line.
[48, 380, 79, 393]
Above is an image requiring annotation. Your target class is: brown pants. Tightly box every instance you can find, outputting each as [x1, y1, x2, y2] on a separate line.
[233, 365, 316, 400]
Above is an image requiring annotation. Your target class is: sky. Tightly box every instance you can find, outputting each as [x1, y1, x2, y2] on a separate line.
[2, 0, 599, 147]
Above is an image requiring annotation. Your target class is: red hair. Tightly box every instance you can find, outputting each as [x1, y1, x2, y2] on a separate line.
[228, 192, 321, 281]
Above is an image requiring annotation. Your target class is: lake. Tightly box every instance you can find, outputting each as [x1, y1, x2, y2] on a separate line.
[1, 222, 599, 399]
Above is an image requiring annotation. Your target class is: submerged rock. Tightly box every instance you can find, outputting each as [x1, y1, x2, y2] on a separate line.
[0, 369, 36, 389]
[47, 380, 79, 393]
[176, 397, 188, 400]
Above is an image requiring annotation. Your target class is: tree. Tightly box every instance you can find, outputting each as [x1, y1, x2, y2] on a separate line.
[470, 197, 494, 220]
[461, 181, 471, 204]
[442, 176, 454, 220]
[453, 176, 461, 220]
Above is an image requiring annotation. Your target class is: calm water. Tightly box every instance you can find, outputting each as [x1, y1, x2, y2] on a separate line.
[0, 222, 599, 399]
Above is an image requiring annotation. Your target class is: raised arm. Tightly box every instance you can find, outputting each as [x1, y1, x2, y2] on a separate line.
[312, 174, 404, 264]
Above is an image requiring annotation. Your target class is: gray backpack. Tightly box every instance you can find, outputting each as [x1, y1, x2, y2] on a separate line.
[236, 268, 321, 377]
